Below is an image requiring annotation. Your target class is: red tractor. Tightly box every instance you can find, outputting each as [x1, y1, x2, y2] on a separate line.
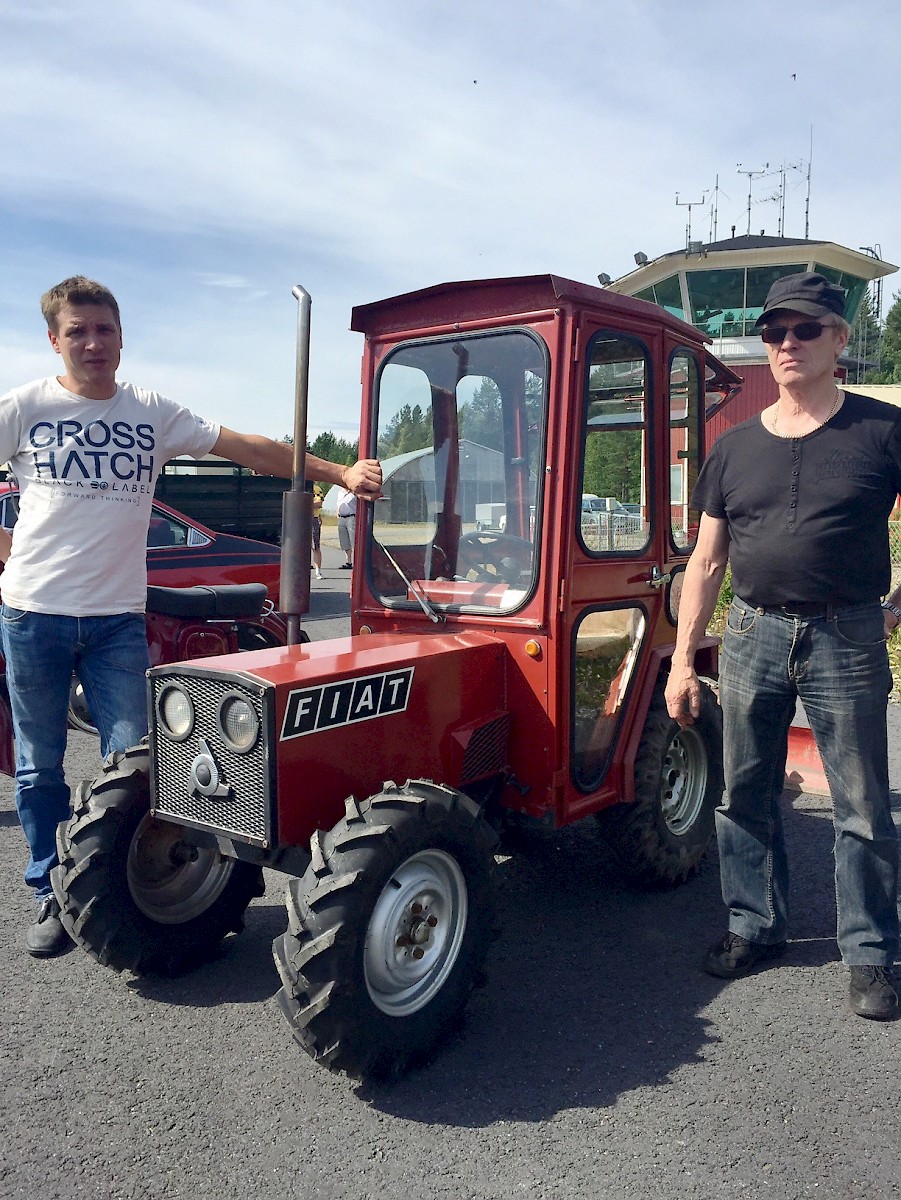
[53, 275, 743, 1080]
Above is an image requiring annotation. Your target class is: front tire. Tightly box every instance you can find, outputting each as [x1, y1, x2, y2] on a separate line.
[52, 742, 265, 973]
[272, 780, 498, 1080]
[597, 679, 723, 886]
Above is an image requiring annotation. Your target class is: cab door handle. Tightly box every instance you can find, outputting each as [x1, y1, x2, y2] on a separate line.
[647, 567, 671, 588]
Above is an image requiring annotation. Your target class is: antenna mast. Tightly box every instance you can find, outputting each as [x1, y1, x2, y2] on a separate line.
[737, 163, 769, 234]
[676, 190, 707, 248]
[804, 126, 813, 237]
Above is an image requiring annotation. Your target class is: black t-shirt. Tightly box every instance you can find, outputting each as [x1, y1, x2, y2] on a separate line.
[692, 391, 901, 606]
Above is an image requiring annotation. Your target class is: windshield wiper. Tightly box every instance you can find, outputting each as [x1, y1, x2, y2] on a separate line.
[372, 538, 444, 624]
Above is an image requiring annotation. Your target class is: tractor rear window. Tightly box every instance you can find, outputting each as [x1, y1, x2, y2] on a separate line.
[368, 329, 547, 614]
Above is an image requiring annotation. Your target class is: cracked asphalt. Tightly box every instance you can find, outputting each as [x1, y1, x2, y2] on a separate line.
[1, 555, 899, 1200]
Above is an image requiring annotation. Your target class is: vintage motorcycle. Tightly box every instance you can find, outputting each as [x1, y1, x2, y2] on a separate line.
[0, 582, 289, 755]
[68, 582, 289, 735]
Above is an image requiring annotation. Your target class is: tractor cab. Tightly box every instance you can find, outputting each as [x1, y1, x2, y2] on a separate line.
[352, 275, 738, 823]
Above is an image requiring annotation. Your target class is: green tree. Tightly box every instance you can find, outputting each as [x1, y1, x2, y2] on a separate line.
[280, 431, 359, 495]
[582, 359, 643, 501]
[460, 379, 502, 450]
[308, 431, 358, 465]
[868, 290, 901, 383]
[377, 404, 433, 457]
[848, 289, 883, 385]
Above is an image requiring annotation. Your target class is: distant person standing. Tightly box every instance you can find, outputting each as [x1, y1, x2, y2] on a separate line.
[311, 485, 323, 579]
[334, 485, 357, 569]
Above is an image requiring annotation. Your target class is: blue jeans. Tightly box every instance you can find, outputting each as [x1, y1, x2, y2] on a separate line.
[717, 598, 897, 966]
[1, 606, 150, 898]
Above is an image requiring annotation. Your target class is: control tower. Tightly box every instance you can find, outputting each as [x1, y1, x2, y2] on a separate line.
[606, 234, 897, 440]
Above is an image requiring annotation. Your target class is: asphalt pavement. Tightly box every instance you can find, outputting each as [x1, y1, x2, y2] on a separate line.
[1, 548, 899, 1200]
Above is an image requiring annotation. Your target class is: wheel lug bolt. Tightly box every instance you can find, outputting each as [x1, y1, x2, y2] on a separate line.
[412, 947, 424, 960]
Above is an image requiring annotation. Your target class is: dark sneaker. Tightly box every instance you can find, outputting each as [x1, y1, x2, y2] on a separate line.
[340, 563, 353, 570]
[25, 895, 71, 958]
[848, 967, 899, 1020]
[702, 932, 787, 979]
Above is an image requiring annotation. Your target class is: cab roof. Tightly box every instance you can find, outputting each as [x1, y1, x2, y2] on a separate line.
[350, 273, 710, 344]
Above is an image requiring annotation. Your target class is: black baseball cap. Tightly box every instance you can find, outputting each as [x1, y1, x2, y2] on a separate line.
[754, 271, 846, 328]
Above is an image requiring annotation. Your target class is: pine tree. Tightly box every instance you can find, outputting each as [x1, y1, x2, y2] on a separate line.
[868, 290, 901, 383]
[848, 289, 883, 385]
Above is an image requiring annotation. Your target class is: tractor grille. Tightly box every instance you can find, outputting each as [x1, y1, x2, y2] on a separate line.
[461, 713, 511, 783]
[149, 667, 273, 847]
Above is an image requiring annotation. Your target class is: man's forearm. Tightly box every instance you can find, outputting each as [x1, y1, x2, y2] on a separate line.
[306, 455, 351, 487]
[672, 558, 728, 667]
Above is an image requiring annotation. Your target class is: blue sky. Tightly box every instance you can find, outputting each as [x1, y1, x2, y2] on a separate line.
[2, 0, 900, 443]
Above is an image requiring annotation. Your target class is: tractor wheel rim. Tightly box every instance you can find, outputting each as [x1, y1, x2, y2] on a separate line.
[68, 677, 98, 735]
[127, 814, 234, 924]
[660, 725, 708, 835]
[364, 849, 468, 1017]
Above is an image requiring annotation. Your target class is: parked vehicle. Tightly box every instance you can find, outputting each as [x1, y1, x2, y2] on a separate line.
[0, 484, 281, 604]
[580, 494, 644, 549]
[0, 579, 287, 772]
[153, 459, 289, 544]
[66, 582, 288, 735]
[53, 275, 755, 1082]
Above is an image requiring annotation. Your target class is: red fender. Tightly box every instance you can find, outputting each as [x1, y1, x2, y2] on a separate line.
[783, 725, 830, 797]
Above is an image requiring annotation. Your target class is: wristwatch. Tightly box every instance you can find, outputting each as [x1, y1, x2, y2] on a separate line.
[881, 600, 901, 622]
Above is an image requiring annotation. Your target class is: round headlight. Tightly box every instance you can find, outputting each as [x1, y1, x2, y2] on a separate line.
[157, 685, 194, 741]
[218, 694, 259, 752]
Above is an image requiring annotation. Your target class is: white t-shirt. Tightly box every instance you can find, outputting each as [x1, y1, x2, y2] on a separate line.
[335, 487, 357, 517]
[0, 377, 220, 616]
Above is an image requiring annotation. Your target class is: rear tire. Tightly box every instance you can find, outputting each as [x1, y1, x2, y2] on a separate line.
[273, 780, 498, 1080]
[52, 742, 264, 973]
[597, 679, 723, 886]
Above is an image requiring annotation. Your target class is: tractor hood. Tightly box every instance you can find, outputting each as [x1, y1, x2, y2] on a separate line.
[147, 632, 510, 850]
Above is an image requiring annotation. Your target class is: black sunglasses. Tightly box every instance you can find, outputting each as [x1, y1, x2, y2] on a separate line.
[759, 320, 835, 344]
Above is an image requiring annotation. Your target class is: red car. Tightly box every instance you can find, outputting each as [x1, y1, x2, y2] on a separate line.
[0, 482, 281, 604]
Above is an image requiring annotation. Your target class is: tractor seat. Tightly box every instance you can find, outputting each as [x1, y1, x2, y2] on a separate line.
[146, 583, 269, 620]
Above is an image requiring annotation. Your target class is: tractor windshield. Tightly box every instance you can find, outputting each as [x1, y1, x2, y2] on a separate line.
[368, 328, 547, 614]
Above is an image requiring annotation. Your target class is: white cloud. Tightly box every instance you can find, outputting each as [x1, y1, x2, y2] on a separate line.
[1, 0, 900, 440]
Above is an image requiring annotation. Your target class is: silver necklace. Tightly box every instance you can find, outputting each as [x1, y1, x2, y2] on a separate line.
[771, 387, 841, 439]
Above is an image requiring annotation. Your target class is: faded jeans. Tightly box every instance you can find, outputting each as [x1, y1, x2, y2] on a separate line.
[1, 606, 150, 898]
[718, 598, 898, 966]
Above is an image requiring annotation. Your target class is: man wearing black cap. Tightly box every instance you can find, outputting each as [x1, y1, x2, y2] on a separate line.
[666, 271, 901, 1020]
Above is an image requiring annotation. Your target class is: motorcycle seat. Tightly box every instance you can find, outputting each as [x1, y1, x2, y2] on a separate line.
[146, 583, 269, 620]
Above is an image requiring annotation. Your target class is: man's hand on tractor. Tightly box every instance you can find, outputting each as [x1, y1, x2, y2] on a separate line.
[342, 459, 382, 501]
[665, 662, 702, 728]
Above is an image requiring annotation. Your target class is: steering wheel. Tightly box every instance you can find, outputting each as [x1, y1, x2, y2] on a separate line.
[456, 532, 533, 586]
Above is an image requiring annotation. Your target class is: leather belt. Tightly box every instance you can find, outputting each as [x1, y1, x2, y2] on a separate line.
[759, 602, 832, 618]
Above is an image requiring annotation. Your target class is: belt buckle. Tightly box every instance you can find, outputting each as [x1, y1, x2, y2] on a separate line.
[781, 602, 825, 619]
[780, 604, 804, 618]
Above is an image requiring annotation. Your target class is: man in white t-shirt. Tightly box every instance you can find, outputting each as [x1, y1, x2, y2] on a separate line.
[333, 486, 357, 568]
[0, 275, 382, 957]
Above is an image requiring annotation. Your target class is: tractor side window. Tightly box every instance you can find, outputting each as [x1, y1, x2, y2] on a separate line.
[578, 333, 650, 555]
[571, 605, 646, 791]
[669, 351, 702, 552]
[370, 329, 547, 614]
